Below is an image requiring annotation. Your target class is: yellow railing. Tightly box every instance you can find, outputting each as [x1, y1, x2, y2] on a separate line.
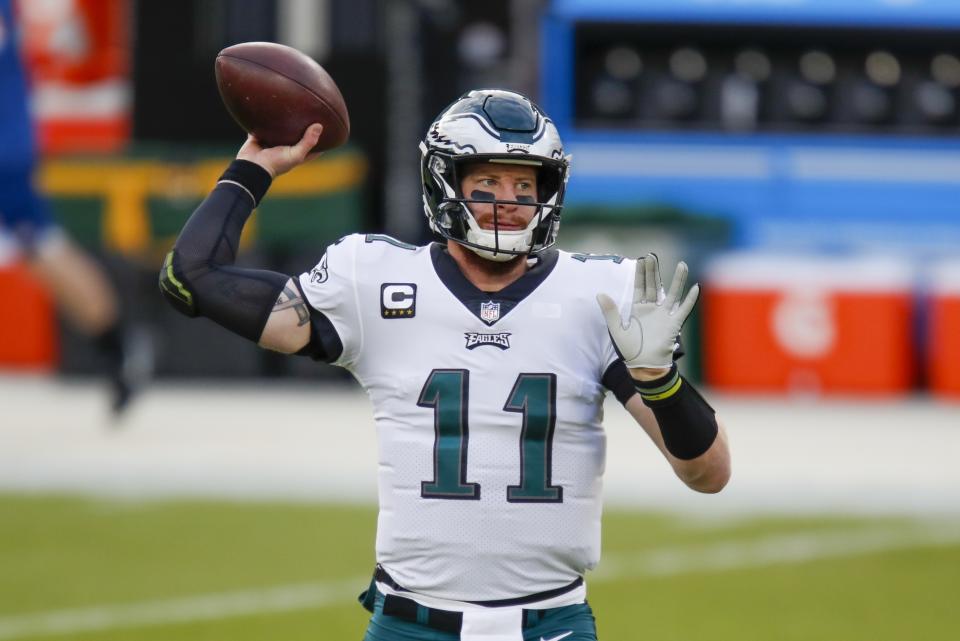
[38, 153, 366, 253]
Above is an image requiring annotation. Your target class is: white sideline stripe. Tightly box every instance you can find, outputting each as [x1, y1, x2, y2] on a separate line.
[0, 578, 364, 640]
[1, 526, 958, 640]
[592, 524, 960, 581]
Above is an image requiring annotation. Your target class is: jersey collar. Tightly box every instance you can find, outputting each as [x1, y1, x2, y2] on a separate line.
[430, 243, 559, 326]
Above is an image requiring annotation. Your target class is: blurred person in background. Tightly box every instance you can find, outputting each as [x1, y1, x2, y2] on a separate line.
[0, 0, 144, 413]
[161, 89, 730, 641]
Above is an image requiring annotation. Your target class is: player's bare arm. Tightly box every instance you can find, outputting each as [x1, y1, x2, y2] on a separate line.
[259, 278, 312, 353]
[599, 254, 731, 493]
[159, 125, 327, 358]
[627, 398, 731, 493]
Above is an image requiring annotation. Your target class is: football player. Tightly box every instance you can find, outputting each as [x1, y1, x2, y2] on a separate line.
[0, 0, 148, 414]
[161, 89, 730, 641]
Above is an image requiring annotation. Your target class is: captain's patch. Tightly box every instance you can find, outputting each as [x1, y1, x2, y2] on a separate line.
[381, 283, 417, 318]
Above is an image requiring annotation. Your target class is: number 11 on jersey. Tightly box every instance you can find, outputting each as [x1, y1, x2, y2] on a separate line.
[418, 369, 563, 503]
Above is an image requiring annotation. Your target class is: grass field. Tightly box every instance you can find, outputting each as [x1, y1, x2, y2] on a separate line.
[0, 494, 957, 641]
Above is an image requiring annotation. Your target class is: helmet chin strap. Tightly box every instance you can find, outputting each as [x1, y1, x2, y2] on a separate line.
[465, 242, 525, 262]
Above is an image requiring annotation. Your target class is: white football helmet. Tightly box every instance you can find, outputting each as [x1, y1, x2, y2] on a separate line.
[420, 89, 571, 261]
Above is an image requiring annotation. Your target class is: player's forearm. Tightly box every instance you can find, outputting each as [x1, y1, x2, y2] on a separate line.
[159, 160, 292, 343]
[628, 366, 672, 381]
[626, 366, 731, 493]
[667, 421, 730, 493]
[629, 397, 731, 493]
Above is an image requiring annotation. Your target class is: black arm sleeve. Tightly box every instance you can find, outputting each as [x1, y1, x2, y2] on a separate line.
[602, 360, 637, 405]
[635, 365, 718, 460]
[602, 341, 716, 460]
[158, 160, 289, 343]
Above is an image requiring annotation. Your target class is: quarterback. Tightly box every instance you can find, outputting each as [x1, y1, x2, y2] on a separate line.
[161, 89, 730, 641]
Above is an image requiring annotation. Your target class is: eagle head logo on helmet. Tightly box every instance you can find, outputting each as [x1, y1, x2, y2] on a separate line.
[420, 89, 571, 262]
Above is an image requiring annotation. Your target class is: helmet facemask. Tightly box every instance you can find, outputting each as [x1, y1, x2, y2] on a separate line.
[424, 151, 565, 261]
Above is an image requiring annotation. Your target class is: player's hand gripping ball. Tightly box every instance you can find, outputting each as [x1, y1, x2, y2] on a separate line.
[215, 41, 350, 152]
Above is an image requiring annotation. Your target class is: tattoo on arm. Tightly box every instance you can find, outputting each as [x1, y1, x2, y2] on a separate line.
[273, 285, 310, 327]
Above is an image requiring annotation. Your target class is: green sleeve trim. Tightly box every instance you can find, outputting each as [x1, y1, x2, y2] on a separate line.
[635, 367, 682, 401]
[159, 250, 196, 314]
[640, 376, 683, 402]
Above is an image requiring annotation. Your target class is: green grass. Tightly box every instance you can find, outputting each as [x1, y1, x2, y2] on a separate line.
[0, 494, 956, 640]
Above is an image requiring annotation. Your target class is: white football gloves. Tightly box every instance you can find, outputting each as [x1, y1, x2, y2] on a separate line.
[596, 254, 700, 370]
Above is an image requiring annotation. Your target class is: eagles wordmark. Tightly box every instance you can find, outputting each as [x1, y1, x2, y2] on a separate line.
[464, 332, 512, 350]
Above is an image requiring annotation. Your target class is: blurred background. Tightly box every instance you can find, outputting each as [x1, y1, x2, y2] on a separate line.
[1, 1, 959, 640]
[3, 0, 960, 390]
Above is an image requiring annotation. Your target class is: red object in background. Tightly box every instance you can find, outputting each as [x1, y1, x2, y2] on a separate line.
[17, 0, 131, 154]
[703, 254, 915, 395]
[928, 260, 960, 399]
[0, 261, 58, 370]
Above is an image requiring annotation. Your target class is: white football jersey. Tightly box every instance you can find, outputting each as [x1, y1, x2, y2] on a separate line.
[299, 234, 637, 602]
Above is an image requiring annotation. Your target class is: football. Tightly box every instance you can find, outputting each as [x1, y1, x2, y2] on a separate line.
[215, 41, 350, 152]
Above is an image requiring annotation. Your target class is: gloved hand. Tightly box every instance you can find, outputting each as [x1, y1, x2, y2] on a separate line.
[596, 254, 700, 369]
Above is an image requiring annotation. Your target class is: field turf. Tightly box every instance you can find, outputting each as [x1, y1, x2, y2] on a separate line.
[0, 494, 956, 640]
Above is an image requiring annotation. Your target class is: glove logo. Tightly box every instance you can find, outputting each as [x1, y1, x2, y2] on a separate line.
[381, 283, 417, 318]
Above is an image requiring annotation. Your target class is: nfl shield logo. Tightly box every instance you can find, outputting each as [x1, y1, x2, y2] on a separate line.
[480, 300, 501, 324]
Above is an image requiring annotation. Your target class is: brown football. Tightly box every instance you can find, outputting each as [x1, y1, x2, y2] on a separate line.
[215, 42, 349, 151]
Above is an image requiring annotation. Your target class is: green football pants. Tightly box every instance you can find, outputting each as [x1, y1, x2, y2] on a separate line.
[361, 590, 599, 641]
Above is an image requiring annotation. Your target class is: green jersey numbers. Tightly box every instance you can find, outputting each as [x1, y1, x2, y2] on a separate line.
[418, 369, 562, 503]
[418, 370, 481, 500]
[504, 374, 562, 503]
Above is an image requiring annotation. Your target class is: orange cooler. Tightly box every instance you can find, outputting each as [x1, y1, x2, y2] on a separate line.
[928, 260, 960, 398]
[0, 258, 58, 370]
[703, 253, 914, 395]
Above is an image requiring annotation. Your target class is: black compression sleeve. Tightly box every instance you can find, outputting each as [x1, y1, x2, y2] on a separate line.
[159, 160, 289, 343]
[601, 360, 637, 405]
[634, 365, 719, 460]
